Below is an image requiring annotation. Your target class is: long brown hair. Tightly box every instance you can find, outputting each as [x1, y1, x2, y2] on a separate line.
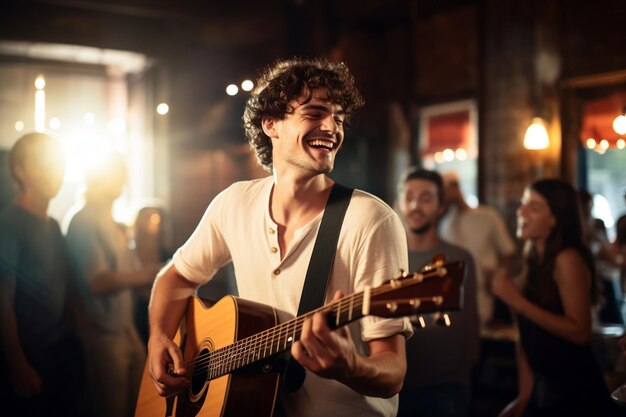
[523, 179, 599, 306]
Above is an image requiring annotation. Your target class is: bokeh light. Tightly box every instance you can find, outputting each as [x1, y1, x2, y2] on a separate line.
[226, 84, 238, 96]
[156, 102, 169, 115]
[241, 80, 254, 91]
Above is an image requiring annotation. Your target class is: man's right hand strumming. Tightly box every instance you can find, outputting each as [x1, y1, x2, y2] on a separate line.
[147, 333, 189, 397]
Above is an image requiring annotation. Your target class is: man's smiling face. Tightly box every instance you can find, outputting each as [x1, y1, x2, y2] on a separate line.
[268, 88, 345, 176]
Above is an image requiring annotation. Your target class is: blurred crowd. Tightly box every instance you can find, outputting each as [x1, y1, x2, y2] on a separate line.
[2, 130, 626, 417]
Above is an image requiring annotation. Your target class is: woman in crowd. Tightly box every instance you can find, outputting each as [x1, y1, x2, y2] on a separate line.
[492, 178, 618, 417]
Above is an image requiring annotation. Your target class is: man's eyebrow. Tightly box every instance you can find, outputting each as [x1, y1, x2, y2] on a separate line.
[300, 103, 345, 115]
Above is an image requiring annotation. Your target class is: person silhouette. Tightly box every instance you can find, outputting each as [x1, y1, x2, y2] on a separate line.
[0, 132, 85, 417]
[65, 151, 161, 417]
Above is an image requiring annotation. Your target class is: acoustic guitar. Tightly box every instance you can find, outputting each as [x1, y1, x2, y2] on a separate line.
[134, 258, 465, 417]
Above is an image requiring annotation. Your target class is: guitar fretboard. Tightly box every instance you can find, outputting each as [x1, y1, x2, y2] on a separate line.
[199, 290, 367, 380]
[185, 264, 455, 382]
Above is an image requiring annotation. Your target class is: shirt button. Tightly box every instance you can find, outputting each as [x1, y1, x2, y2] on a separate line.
[270, 247, 278, 253]
[268, 228, 275, 234]
[274, 268, 281, 276]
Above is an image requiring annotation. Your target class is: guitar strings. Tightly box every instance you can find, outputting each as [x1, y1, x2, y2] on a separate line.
[190, 292, 367, 379]
[185, 268, 444, 379]
[199, 293, 440, 380]
[185, 270, 438, 379]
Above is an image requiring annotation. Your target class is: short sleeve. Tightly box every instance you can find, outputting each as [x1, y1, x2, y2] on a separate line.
[173, 187, 233, 284]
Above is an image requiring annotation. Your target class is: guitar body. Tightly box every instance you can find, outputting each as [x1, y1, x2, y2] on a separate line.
[135, 259, 466, 417]
[135, 296, 281, 417]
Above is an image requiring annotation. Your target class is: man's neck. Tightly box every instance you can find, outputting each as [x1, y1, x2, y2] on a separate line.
[406, 228, 441, 252]
[270, 169, 332, 222]
[84, 194, 115, 213]
[16, 193, 50, 220]
[270, 169, 333, 259]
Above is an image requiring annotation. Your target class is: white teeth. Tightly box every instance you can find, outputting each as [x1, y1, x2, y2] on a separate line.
[308, 139, 334, 149]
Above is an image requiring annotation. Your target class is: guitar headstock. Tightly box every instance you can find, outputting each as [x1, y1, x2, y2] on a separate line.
[366, 256, 465, 319]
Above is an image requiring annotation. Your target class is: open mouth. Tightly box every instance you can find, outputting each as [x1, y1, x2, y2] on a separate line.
[307, 139, 335, 151]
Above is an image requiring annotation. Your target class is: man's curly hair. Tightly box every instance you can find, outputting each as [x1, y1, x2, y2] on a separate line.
[243, 57, 365, 171]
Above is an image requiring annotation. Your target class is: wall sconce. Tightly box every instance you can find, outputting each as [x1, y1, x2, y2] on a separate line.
[523, 117, 550, 150]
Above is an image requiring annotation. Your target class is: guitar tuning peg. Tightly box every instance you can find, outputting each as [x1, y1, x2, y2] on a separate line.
[431, 253, 447, 266]
[433, 312, 451, 327]
[412, 272, 424, 282]
[432, 295, 444, 306]
[399, 269, 409, 278]
[411, 315, 426, 329]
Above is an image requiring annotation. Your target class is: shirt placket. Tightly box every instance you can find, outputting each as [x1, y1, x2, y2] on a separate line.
[266, 221, 283, 279]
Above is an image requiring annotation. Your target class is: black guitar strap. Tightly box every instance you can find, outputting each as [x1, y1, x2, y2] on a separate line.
[282, 182, 354, 392]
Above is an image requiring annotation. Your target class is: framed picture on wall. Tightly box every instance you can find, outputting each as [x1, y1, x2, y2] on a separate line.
[418, 99, 479, 205]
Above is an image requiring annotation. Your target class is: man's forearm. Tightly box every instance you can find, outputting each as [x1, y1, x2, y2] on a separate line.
[338, 335, 406, 398]
[148, 263, 197, 339]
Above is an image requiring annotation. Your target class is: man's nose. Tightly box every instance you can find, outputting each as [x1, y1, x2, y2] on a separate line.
[321, 115, 339, 134]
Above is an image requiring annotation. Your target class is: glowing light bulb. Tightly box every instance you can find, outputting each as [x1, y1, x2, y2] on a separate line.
[523, 118, 550, 150]
[226, 84, 238, 96]
[241, 80, 254, 91]
[599, 139, 609, 150]
[613, 114, 626, 135]
[34, 75, 46, 90]
[156, 103, 169, 115]
[49, 117, 61, 130]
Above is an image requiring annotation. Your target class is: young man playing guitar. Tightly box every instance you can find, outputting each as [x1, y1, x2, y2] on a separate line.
[146, 57, 413, 417]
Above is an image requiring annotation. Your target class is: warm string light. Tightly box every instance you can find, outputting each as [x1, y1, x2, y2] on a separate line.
[225, 79, 254, 96]
[156, 102, 169, 115]
[585, 137, 626, 152]
[601, 107, 626, 151]
[226, 84, 238, 96]
[431, 148, 470, 164]
[613, 113, 626, 135]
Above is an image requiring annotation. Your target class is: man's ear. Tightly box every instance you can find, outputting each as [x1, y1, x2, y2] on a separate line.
[13, 164, 25, 183]
[11, 164, 27, 191]
[261, 117, 278, 139]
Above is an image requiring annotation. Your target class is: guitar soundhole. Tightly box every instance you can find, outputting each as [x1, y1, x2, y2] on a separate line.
[190, 348, 210, 396]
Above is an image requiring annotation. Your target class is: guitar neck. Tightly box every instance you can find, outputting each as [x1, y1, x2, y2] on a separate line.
[201, 262, 463, 381]
[206, 291, 367, 380]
